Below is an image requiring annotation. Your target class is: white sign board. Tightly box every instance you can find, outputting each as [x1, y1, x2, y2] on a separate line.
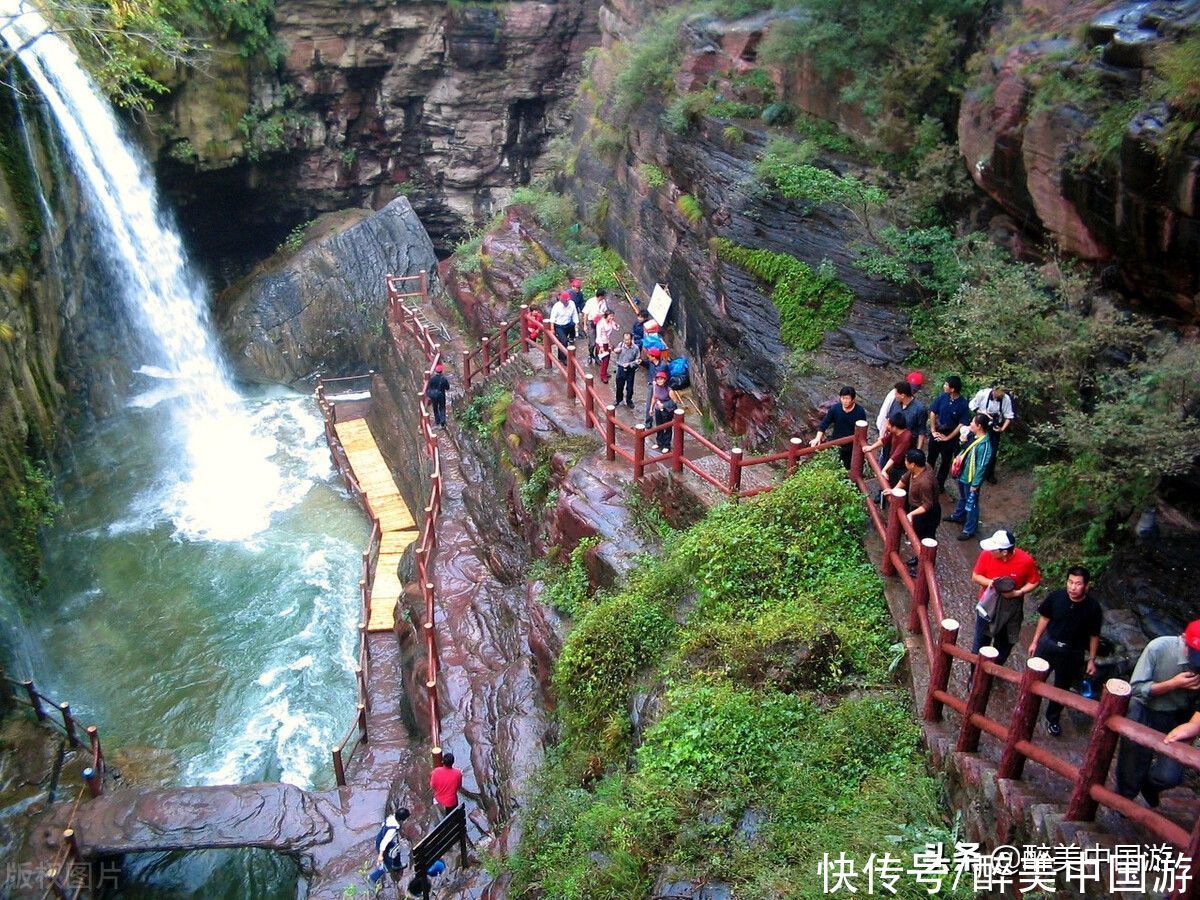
[647, 283, 673, 328]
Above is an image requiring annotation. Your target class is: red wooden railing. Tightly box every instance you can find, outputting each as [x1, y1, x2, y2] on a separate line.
[386, 272, 446, 763]
[314, 373, 377, 787]
[4, 677, 106, 798]
[451, 304, 1200, 888]
[849, 424, 1200, 897]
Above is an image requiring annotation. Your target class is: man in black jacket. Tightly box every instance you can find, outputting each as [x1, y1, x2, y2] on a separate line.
[426, 364, 450, 427]
[810, 386, 866, 470]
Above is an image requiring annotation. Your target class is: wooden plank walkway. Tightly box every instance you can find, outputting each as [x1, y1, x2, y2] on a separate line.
[333, 418, 419, 631]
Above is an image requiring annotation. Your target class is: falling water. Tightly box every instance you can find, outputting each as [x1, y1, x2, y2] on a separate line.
[0, 0, 287, 541]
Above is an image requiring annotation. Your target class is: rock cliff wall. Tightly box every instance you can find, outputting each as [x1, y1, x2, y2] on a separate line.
[958, 0, 1200, 319]
[149, 0, 600, 276]
[563, 5, 908, 444]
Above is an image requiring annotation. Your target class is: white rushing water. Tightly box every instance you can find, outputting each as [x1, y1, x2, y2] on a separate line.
[0, 0, 286, 542]
[0, 0, 366, 799]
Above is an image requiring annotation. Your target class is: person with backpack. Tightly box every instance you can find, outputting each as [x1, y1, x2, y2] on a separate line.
[666, 353, 690, 389]
[426, 364, 450, 428]
[369, 808, 411, 887]
[969, 385, 1015, 484]
[649, 371, 684, 453]
[944, 413, 994, 540]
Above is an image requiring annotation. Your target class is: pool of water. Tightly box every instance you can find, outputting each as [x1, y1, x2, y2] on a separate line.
[8, 385, 369, 894]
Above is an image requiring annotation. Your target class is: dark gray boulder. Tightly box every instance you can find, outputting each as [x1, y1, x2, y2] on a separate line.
[217, 197, 438, 385]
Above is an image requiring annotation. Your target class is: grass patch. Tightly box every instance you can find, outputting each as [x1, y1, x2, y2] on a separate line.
[675, 194, 703, 225]
[713, 239, 853, 351]
[504, 460, 959, 897]
[459, 382, 512, 440]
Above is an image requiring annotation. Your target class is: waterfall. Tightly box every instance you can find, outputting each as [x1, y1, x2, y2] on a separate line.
[0, 0, 285, 541]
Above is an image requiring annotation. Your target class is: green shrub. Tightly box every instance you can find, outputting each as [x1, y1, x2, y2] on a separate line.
[714, 239, 853, 351]
[754, 139, 886, 234]
[538, 537, 601, 617]
[722, 124, 745, 146]
[507, 462, 957, 895]
[638, 163, 668, 189]
[675, 194, 703, 225]
[612, 6, 693, 113]
[459, 383, 511, 440]
[522, 264, 570, 301]
[1155, 33, 1200, 118]
[277, 219, 315, 254]
[453, 229, 487, 274]
[854, 224, 964, 300]
[6, 458, 62, 588]
[511, 186, 577, 235]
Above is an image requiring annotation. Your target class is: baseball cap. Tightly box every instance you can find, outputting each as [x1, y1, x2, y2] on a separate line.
[558, 290, 571, 301]
[648, 348, 661, 358]
[906, 371, 924, 387]
[655, 371, 668, 380]
[1184, 620, 1200, 667]
[434, 363, 444, 373]
[979, 529, 1015, 552]
[571, 278, 582, 288]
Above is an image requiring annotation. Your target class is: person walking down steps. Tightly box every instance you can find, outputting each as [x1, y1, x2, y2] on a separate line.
[426, 364, 450, 428]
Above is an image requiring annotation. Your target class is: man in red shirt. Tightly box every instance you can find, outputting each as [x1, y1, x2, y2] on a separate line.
[430, 750, 463, 816]
[969, 529, 1041, 664]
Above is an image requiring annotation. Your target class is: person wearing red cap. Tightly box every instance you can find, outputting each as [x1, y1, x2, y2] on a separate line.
[568, 278, 585, 316]
[875, 371, 924, 436]
[1116, 621, 1200, 806]
[425, 363, 451, 427]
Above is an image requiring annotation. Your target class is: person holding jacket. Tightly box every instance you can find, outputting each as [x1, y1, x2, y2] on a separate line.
[945, 413, 993, 540]
[549, 291, 578, 362]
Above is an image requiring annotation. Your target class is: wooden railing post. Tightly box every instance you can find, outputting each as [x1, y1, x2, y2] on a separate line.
[419, 269, 428, 299]
[461, 348, 472, 392]
[23, 680, 44, 721]
[83, 766, 101, 798]
[605, 405, 617, 461]
[909, 537, 937, 633]
[357, 703, 368, 744]
[851, 420, 867, 481]
[997, 657, 1051, 779]
[63, 829, 79, 863]
[332, 747, 347, 787]
[565, 346, 578, 403]
[1065, 678, 1132, 820]
[923, 618, 959, 721]
[519, 306, 531, 353]
[955, 645, 999, 752]
[727, 448, 744, 496]
[882, 488, 904, 577]
[633, 426, 646, 480]
[87, 725, 102, 769]
[481, 336, 491, 376]
[59, 702, 78, 747]
[583, 374, 596, 428]
[498, 322, 510, 366]
[787, 437, 802, 476]
[671, 409, 685, 473]
[542, 323, 553, 370]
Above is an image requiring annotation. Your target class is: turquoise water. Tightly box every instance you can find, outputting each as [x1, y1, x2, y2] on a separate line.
[10, 386, 369, 894]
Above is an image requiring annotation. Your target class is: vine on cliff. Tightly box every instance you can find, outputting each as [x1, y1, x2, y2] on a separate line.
[713, 238, 852, 351]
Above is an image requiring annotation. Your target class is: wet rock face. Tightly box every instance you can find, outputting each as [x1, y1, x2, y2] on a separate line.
[215, 197, 438, 385]
[566, 7, 908, 445]
[152, 0, 600, 268]
[958, 0, 1200, 319]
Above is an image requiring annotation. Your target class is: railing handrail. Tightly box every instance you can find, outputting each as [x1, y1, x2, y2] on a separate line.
[454, 301, 1200, 881]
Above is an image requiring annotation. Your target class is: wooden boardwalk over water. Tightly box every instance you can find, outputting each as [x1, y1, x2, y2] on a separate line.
[332, 418, 418, 631]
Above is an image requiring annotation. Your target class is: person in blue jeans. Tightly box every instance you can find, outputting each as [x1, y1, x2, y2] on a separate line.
[946, 414, 993, 540]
